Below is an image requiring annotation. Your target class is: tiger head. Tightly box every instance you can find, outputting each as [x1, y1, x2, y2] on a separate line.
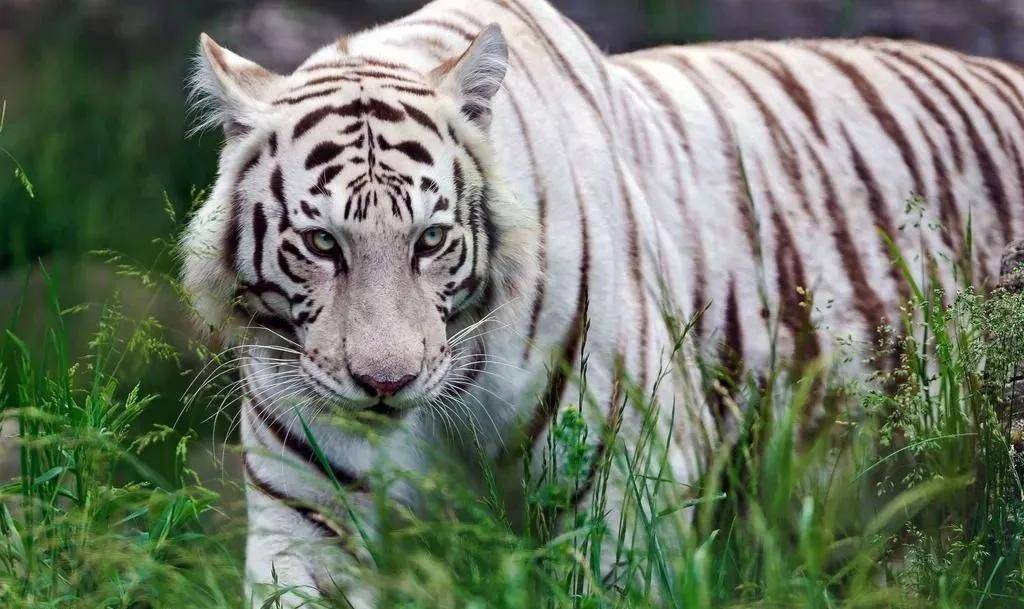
[181, 25, 537, 421]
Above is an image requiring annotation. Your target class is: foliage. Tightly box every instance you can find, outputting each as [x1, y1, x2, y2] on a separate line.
[0, 274, 243, 608]
[0, 15, 218, 271]
[2, 252, 1022, 607]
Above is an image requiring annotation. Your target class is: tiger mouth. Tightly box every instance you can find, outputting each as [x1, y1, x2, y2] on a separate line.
[367, 401, 407, 419]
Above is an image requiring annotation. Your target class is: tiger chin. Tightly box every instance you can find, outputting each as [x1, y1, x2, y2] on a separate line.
[181, 0, 1023, 606]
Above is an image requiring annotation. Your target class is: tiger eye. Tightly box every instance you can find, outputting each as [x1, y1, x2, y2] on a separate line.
[304, 230, 338, 255]
[415, 226, 449, 257]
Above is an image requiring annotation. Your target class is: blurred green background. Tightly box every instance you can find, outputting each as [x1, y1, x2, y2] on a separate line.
[3, 0, 1023, 479]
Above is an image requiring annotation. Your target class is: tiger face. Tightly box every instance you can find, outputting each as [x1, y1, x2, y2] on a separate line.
[183, 25, 534, 420]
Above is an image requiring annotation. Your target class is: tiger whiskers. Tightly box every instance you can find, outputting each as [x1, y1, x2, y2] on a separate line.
[178, 351, 302, 434]
[216, 368, 306, 436]
[446, 298, 521, 347]
[426, 387, 467, 443]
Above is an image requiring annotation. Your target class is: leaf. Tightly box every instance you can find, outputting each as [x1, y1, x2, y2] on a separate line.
[14, 166, 34, 198]
[29, 465, 68, 489]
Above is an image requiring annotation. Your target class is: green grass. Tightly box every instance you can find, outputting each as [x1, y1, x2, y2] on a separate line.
[0, 242, 1022, 608]
[0, 271, 243, 608]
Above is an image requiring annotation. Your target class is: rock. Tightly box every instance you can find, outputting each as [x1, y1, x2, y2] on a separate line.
[999, 241, 1024, 294]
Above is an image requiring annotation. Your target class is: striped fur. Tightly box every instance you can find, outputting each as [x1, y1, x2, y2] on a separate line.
[181, 1, 1024, 605]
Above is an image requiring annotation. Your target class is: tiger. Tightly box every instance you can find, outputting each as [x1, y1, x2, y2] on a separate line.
[181, 0, 1024, 605]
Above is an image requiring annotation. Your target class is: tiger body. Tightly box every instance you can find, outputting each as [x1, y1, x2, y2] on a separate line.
[182, 0, 1024, 605]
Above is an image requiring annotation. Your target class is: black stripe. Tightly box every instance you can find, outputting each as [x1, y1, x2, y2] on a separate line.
[292, 103, 361, 140]
[421, 176, 440, 193]
[383, 84, 434, 96]
[401, 102, 442, 139]
[366, 98, 405, 122]
[252, 202, 268, 279]
[234, 300, 296, 337]
[876, 55, 965, 172]
[247, 382, 367, 491]
[618, 165, 650, 391]
[378, 136, 433, 165]
[914, 121, 963, 254]
[356, 57, 419, 72]
[807, 143, 890, 343]
[348, 70, 420, 83]
[562, 378, 620, 518]
[225, 149, 265, 274]
[292, 101, 403, 142]
[762, 174, 820, 370]
[313, 165, 344, 195]
[270, 166, 286, 205]
[739, 46, 827, 142]
[240, 148, 262, 176]
[662, 54, 763, 268]
[455, 149, 485, 301]
[270, 166, 290, 232]
[299, 200, 321, 220]
[839, 125, 919, 299]
[451, 158, 465, 216]
[715, 278, 744, 419]
[506, 244, 587, 463]
[274, 88, 343, 106]
[489, 0, 612, 139]
[281, 239, 311, 265]
[277, 249, 305, 284]
[224, 193, 243, 277]
[617, 79, 647, 172]
[447, 238, 468, 274]
[296, 74, 360, 89]
[618, 60, 694, 175]
[243, 456, 346, 540]
[503, 88, 548, 363]
[298, 60, 364, 72]
[715, 58, 817, 221]
[808, 44, 925, 197]
[305, 142, 345, 169]
[876, 44, 1012, 242]
[438, 238, 460, 260]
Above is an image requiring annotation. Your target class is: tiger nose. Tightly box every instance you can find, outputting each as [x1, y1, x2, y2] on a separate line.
[352, 372, 417, 397]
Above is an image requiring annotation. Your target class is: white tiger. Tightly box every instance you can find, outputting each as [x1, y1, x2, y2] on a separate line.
[181, 0, 1024, 605]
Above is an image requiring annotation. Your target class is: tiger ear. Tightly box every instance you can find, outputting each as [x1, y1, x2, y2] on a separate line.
[190, 33, 283, 138]
[430, 23, 508, 129]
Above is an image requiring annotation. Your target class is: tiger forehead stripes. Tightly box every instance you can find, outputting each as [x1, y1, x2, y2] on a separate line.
[233, 51, 493, 310]
[181, 0, 1024, 606]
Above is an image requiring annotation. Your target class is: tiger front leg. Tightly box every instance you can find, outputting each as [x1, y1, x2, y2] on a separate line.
[244, 472, 377, 609]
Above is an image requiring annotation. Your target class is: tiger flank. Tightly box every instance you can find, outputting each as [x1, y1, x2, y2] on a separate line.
[181, 0, 1024, 605]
